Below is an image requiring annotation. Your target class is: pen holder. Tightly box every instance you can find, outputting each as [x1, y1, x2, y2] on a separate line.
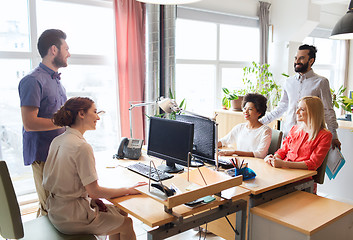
[226, 167, 256, 180]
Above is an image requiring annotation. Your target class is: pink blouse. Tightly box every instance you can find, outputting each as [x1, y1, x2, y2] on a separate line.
[275, 125, 332, 170]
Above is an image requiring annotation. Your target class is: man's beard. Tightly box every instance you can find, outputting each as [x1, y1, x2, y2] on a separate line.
[294, 61, 309, 73]
[53, 50, 67, 68]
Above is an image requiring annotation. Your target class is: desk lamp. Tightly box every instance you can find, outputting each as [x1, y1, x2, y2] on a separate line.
[129, 97, 177, 138]
[158, 97, 215, 121]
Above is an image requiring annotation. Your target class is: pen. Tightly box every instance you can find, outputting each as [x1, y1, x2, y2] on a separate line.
[235, 158, 239, 169]
[230, 158, 237, 168]
[240, 159, 244, 169]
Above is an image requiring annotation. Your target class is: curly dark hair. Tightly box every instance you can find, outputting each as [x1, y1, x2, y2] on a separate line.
[37, 29, 67, 58]
[53, 97, 94, 127]
[242, 93, 267, 118]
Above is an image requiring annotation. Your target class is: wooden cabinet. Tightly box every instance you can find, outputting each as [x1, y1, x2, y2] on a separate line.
[250, 191, 353, 240]
[214, 109, 279, 139]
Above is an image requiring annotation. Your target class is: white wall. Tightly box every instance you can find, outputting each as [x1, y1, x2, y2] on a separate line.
[318, 128, 353, 202]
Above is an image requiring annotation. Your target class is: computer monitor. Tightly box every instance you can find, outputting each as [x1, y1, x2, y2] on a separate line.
[175, 114, 217, 163]
[147, 117, 194, 173]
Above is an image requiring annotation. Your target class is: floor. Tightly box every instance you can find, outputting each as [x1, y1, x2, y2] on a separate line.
[4, 206, 224, 240]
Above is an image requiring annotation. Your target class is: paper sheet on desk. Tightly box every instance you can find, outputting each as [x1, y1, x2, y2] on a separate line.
[326, 148, 345, 180]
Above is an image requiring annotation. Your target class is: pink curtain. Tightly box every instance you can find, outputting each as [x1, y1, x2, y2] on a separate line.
[114, 0, 145, 140]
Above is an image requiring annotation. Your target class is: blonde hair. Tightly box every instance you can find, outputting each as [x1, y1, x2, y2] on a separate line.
[299, 96, 327, 140]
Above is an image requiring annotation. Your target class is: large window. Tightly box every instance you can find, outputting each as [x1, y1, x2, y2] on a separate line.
[0, 0, 118, 196]
[303, 31, 347, 116]
[176, 8, 259, 117]
[303, 36, 346, 93]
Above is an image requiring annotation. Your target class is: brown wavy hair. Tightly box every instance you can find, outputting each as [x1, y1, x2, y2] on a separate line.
[53, 97, 94, 127]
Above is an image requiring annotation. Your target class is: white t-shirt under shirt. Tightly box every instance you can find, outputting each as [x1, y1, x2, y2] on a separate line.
[219, 123, 272, 159]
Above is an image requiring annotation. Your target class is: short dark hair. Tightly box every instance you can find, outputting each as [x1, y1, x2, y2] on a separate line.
[298, 44, 317, 64]
[37, 29, 67, 58]
[53, 97, 94, 127]
[242, 93, 267, 118]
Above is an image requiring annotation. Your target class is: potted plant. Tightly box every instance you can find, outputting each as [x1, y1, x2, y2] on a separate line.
[222, 88, 244, 111]
[242, 61, 283, 110]
[331, 86, 353, 121]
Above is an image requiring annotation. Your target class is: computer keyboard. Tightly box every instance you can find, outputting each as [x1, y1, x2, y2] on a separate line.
[216, 157, 235, 169]
[127, 162, 174, 181]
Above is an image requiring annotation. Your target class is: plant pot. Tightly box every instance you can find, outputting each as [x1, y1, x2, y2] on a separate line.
[230, 96, 244, 111]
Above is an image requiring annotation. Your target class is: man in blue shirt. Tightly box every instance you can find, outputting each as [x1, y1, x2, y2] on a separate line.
[18, 29, 70, 216]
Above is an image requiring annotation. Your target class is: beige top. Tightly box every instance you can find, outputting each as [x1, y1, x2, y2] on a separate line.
[43, 127, 124, 235]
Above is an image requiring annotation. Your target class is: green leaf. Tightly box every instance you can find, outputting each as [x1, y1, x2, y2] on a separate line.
[222, 88, 230, 94]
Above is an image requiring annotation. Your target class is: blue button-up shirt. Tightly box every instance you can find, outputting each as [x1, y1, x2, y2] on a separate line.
[18, 63, 67, 165]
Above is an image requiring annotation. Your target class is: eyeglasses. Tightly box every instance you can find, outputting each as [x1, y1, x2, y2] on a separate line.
[97, 110, 106, 116]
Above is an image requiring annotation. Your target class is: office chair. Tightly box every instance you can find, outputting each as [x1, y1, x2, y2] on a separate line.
[268, 129, 283, 155]
[313, 153, 329, 184]
[0, 160, 97, 240]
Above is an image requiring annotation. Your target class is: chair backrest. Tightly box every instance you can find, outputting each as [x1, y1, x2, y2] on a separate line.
[313, 153, 329, 184]
[268, 129, 283, 155]
[0, 161, 24, 239]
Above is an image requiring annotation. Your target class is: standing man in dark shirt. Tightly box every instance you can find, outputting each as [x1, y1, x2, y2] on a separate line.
[18, 29, 70, 216]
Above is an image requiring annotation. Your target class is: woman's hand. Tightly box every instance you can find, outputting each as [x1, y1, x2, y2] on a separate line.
[264, 154, 274, 164]
[271, 158, 285, 168]
[94, 198, 108, 212]
[127, 182, 148, 195]
[265, 155, 284, 168]
[218, 150, 235, 156]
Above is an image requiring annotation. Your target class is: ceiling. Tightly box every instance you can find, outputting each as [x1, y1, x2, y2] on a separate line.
[311, 0, 349, 4]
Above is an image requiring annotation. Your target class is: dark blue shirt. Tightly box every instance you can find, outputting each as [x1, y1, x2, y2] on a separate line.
[18, 63, 67, 165]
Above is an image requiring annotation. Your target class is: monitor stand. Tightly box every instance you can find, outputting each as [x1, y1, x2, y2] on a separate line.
[190, 156, 205, 167]
[158, 162, 184, 173]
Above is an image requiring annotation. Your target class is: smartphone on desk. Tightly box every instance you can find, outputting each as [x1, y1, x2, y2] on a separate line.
[114, 137, 143, 160]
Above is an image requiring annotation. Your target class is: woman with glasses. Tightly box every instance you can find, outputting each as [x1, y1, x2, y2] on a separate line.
[43, 97, 146, 240]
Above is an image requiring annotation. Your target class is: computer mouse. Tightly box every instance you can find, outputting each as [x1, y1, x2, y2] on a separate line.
[151, 183, 176, 197]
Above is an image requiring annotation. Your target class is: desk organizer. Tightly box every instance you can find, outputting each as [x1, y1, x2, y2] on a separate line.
[226, 167, 256, 180]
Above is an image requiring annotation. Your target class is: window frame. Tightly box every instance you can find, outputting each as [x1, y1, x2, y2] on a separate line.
[176, 7, 260, 113]
[0, 0, 118, 197]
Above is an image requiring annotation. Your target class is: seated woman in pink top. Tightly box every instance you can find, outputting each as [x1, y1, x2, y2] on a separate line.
[264, 96, 332, 170]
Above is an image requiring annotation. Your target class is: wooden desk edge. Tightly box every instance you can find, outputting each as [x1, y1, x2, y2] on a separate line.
[240, 170, 317, 195]
[137, 168, 243, 209]
[109, 187, 251, 228]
